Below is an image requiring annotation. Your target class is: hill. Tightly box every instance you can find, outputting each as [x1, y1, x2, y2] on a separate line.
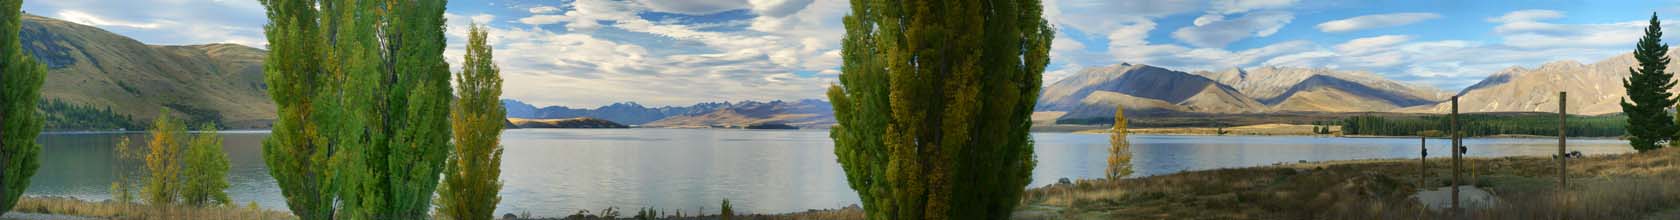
[507, 117, 628, 129]
[21, 14, 273, 129]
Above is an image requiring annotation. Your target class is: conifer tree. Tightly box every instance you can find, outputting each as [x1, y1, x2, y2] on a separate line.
[828, 0, 1052, 219]
[1622, 12, 1676, 152]
[0, 0, 43, 215]
[182, 123, 230, 207]
[1108, 105, 1132, 180]
[439, 24, 505, 220]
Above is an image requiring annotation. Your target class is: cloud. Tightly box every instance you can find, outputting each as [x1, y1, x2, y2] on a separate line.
[1487, 9, 1652, 49]
[529, 6, 561, 14]
[478, 0, 847, 107]
[748, 0, 814, 17]
[1488, 9, 1563, 23]
[1335, 35, 1411, 54]
[25, 0, 267, 47]
[1171, 11, 1293, 48]
[636, 0, 750, 15]
[1316, 12, 1440, 32]
[56, 10, 165, 29]
[1208, 0, 1297, 14]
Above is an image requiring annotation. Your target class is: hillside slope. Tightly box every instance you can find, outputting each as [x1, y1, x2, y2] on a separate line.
[1401, 50, 1680, 115]
[21, 14, 273, 128]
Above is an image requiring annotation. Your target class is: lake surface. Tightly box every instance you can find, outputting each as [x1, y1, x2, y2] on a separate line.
[31, 129, 1635, 216]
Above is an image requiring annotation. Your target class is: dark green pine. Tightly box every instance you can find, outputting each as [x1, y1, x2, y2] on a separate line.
[1622, 13, 1677, 152]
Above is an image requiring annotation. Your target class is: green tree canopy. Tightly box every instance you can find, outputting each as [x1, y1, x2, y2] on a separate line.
[260, 0, 454, 219]
[827, 0, 1053, 219]
[0, 0, 45, 215]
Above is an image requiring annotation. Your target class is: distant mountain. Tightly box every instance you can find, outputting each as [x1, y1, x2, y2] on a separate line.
[501, 99, 833, 127]
[1194, 66, 1446, 112]
[500, 99, 733, 125]
[1400, 50, 1680, 115]
[1040, 63, 1266, 121]
[644, 99, 834, 128]
[507, 117, 628, 129]
[21, 14, 274, 128]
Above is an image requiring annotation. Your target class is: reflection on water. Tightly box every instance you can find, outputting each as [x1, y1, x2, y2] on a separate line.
[31, 130, 1634, 216]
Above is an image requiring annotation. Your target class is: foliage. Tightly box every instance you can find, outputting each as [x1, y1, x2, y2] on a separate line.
[260, 0, 454, 219]
[721, 199, 734, 220]
[1339, 114, 1626, 137]
[328, 0, 454, 219]
[257, 0, 336, 218]
[439, 24, 506, 220]
[162, 103, 224, 129]
[1622, 13, 1677, 152]
[38, 98, 138, 131]
[141, 110, 185, 205]
[181, 124, 230, 207]
[110, 136, 137, 204]
[827, 0, 1053, 219]
[1107, 105, 1132, 180]
[0, 0, 45, 215]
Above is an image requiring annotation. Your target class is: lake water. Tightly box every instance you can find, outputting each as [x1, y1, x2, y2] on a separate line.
[30, 129, 1635, 216]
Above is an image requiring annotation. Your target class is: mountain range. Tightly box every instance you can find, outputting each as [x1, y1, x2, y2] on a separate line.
[23, 11, 1664, 130]
[502, 99, 835, 128]
[1041, 49, 1672, 123]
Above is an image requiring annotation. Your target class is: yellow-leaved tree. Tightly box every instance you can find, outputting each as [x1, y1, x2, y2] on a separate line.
[1108, 104, 1133, 179]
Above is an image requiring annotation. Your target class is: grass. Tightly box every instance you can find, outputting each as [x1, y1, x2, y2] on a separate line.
[1017, 147, 1680, 219]
[9, 197, 293, 220]
[502, 205, 864, 220]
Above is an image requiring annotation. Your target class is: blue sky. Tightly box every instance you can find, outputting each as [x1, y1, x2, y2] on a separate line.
[20, 0, 1680, 107]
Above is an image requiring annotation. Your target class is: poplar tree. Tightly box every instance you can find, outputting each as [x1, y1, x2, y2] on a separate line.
[1108, 105, 1132, 180]
[262, 0, 453, 219]
[332, 0, 454, 219]
[259, 0, 337, 218]
[827, 0, 1053, 219]
[439, 24, 505, 220]
[0, 0, 43, 214]
[1622, 12, 1676, 152]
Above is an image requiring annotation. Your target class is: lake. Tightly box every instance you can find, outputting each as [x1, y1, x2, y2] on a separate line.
[30, 129, 1635, 216]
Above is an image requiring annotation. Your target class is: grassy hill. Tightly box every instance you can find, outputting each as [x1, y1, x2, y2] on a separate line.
[20, 14, 274, 129]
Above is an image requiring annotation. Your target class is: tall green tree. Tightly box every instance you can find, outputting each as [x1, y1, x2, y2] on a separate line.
[0, 0, 44, 215]
[181, 123, 230, 207]
[1622, 12, 1676, 152]
[261, 0, 452, 219]
[331, 0, 453, 219]
[827, 0, 1052, 219]
[259, 0, 337, 218]
[438, 24, 505, 220]
[1108, 105, 1132, 180]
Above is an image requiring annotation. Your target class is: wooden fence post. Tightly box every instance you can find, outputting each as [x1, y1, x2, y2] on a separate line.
[1451, 95, 1460, 213]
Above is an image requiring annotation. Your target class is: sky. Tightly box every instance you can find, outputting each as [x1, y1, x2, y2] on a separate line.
[19, 0, 1680, 107]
